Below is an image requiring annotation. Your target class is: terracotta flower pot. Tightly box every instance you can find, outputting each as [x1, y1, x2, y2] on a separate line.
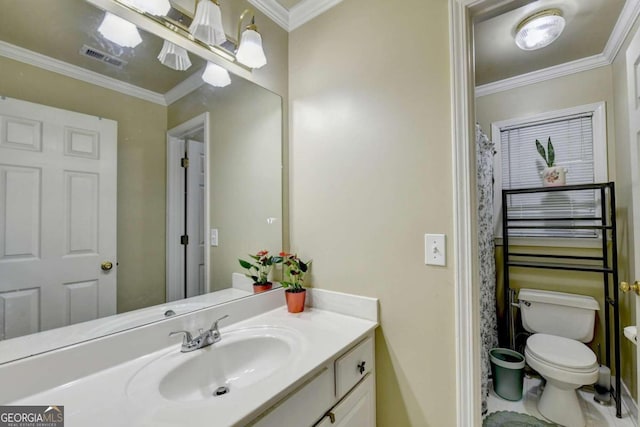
[253, 282, 273, 294]
[285, 289, 306, 313]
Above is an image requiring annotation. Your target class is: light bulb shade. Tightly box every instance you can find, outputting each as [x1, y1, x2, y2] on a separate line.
[515, 10, 565, 51]
[202, 62, 231, 87]
[157, 40, 192, 71]
[236, 29, 266, 69]
[121, 0, 171, 15]
[98, 12, 142, 48]
[189, 0, 227, 46]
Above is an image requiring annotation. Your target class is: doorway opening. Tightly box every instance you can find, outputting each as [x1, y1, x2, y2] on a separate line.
[166, 113, 210, 302]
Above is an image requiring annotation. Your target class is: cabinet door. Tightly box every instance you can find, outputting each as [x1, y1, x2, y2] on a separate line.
[315, 374, 375, 427]
[251, 367, 334, 427]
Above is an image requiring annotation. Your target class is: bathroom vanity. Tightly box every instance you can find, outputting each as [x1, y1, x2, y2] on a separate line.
[0, 288, 378, 427]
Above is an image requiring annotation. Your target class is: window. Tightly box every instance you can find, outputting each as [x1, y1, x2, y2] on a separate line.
[492, 102, 608, 241]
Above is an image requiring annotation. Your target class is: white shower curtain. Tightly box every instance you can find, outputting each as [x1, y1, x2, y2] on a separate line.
[476, 124, 499, 414]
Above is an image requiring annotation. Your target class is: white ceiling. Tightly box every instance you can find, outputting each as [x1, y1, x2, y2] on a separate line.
[0, 0, 204, 94]
[474, 0, 627, 86]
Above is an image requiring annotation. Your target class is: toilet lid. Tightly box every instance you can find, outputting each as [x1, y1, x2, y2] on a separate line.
[526, 334, 597, 370]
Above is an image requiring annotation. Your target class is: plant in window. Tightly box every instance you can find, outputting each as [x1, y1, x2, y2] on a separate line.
[535, 137, 555, 167]
[535, 137, 567, 187]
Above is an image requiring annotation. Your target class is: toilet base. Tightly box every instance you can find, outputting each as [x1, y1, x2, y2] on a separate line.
[538, 378, 585, 427]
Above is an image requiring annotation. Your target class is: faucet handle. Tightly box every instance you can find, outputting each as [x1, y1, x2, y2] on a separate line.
[169, 330, 193, 345]
[210, 315, 229, 333]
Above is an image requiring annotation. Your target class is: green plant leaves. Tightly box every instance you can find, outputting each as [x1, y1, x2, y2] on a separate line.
[535, 139, 547, 165]
[535, 138, 555, 167]
[239, 259, 254, 270]
[547, 137, 554, 167]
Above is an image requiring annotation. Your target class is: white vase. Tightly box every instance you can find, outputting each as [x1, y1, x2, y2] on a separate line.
[541, 166, 567, 187]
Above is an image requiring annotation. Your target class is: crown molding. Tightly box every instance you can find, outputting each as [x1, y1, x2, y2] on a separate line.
[475, 0, 640, 97]
[248, 0, 290, 31]
[475, 54, 609, 97]
[164, 69, 205, 105]
[603, 0, 640, 62]
[0, 41, 167, 106]
[289, 0, 345, 31]
[248, 0, 344, 32]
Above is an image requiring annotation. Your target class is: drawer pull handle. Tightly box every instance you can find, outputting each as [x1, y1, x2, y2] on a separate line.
[357, 361, 366, 375]
[328, 412, 336, 423]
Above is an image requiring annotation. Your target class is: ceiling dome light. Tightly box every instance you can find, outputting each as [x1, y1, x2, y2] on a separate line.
[515, 9, 565, 51]
[202, 62, 231, 87]
[157, 41, 192, 71]
[189, 0, 227, 46]
[98, 12, 142, 48]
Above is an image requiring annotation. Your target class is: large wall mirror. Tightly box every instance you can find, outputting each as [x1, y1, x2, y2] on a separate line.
[0, 0, 283, 363]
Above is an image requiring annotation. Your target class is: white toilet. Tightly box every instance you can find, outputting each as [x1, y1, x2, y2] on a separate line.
[519, 288, 600, 427]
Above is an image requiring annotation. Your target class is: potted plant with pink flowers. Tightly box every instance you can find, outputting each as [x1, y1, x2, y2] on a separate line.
[239, 250, 283, 293]
[280, 252, 312, 313]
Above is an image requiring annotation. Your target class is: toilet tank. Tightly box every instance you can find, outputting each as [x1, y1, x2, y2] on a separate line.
[518, 289, 600, 342]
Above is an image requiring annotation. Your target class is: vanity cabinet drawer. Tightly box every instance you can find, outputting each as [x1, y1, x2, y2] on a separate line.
[335, 337, 374, 399]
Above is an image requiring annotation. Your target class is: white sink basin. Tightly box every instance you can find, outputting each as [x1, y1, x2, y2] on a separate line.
[127, 326, 302, 403]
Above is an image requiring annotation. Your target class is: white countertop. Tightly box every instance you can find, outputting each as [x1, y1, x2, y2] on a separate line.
[11, 306, 377, 427]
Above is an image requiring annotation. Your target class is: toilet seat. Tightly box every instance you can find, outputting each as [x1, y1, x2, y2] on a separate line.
[526, 333, 597, 371]
[525, 334, 599, 387]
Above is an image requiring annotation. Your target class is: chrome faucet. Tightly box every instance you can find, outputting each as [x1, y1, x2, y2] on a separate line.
[169, 315, 229, 353]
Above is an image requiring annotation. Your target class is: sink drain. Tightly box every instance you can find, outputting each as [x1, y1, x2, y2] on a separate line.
[214, 386, 230, 396]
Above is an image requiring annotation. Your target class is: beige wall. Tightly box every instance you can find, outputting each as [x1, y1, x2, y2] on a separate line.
[289, 0, 455, 425]
[476, 66, 638, 396]
[612, 17, 640, 400]
[0, 56, 168, 313]
[168, 80, 283, 291]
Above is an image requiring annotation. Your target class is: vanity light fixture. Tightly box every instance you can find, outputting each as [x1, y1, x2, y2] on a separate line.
[189, 0, 227, 46]
[235, 10, 267, 69]
[202, 61, 231, 87]
[121, 0, 171, 16]
[515, 9, 565, 51]
[157, 40, 192, 70]
[98, 12, 143, 48]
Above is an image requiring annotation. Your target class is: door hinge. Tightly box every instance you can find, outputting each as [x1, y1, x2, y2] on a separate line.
[180, 235, 189, 245]
[181, 157, 189, 168]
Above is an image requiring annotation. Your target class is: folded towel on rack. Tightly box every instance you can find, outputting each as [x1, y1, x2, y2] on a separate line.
[624, 326, 637, 344]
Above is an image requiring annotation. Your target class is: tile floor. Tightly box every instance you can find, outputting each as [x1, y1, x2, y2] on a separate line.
[486, 376, 637, 426]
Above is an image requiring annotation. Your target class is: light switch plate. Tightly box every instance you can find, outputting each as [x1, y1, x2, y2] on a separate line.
[425, 234, 446, 266]
[210, 228, 219, 247]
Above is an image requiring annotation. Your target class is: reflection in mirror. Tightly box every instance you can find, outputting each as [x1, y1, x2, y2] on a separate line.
[0, 0, 282, 362]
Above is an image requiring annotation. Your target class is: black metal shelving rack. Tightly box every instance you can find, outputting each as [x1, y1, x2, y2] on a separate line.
[502, 182, 621, 418]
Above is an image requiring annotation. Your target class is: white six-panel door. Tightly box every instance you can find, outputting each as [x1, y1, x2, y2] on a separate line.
[0, 97, 117, 340]
[186, 140, 205, 298]
[626, 24, 640, 425]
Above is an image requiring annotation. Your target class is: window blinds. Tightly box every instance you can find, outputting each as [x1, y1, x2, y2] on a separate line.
[500, 113, 597, 238]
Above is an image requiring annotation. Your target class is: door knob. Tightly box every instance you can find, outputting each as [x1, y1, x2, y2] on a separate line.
[101, 261, 114, 271]
[620, 281, 640, 295]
